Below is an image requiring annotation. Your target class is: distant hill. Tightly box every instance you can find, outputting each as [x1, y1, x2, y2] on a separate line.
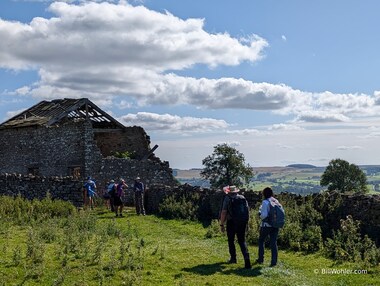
[286, 164, 317, 169]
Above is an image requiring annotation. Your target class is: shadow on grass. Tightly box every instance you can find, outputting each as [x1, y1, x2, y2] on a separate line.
[224, 266, 263, 277]
[183, 262, 263, 277]
[183, 262, 225, 275]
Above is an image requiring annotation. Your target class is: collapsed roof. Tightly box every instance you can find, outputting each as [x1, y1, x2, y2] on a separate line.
[0, 98, 125, 130]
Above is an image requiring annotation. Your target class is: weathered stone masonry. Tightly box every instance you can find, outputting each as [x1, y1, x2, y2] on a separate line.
[0, 120, 176, 193]
[0, 98, 178, 204]
[0, 174, 84, 206]
[0, 121, 89, 177]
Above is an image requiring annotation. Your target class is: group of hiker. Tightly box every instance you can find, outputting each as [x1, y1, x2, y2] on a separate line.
[82, 176, 146, 217]
[84, 176, 284, 269]
[219, 186, 285, 269]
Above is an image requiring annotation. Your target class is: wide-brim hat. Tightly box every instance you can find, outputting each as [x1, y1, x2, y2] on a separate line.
[223, 185, 240, 194]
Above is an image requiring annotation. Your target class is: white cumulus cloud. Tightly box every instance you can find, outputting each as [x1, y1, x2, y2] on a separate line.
[1, 1, 380, 127]
[337, 146, 363, 150]
[295, 111, 350, 123]
[119, 112, 229, 133]
[268, 123, 303, 131]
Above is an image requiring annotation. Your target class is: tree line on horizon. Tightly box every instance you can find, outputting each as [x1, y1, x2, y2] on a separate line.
[200, 143, 368, 194]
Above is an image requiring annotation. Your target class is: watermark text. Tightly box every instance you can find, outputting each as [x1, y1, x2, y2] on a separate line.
[314, 268, 368, 275]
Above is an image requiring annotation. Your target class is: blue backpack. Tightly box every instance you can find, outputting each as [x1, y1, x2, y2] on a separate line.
[266, 198, 285, 228]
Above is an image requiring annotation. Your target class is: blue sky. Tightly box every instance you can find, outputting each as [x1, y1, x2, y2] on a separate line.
[1, 0, 380, 169]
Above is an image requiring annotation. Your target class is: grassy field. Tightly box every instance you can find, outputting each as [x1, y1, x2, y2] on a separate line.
[0, 207, 379, 286]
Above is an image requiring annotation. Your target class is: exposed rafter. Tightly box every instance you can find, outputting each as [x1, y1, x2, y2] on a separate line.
[0, 98, 125, 130]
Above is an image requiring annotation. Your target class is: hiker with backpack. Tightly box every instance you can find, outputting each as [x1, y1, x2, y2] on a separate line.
[83, 176, 97, 209]
[256, 187, 285, 267]
[219, 185, 251, 269]
[114, 178, 128, 217]
[133, 177, 146, 215]
[106, 179, 117, 212]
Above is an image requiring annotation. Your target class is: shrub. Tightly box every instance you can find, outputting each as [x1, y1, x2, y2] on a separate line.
[324, 215, 380, 266]
[0, 194, 76, 225]
[205, 220, 223, 239]
[275, 196, 324, 252]
[26, 228, 45, 265]
[113, 151, 136, 159]
[278, 222, 303, 251]
[301, 225, 323, 252]
[246, 209, 261, 245]
[158, 193, 199, 220]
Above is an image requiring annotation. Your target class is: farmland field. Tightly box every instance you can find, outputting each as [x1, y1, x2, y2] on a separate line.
[174, 165, 380, 195]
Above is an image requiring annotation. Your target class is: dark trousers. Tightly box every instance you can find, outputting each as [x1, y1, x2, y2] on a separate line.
[110, 197, 115, 212]
[226, 220, 249, 261]
[135, 192, 145, 215]
[258, 226, 279, 265]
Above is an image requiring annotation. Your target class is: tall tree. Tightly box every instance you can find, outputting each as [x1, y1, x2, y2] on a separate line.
[320, 158, 368, 193]
[201, 143, 253, 188]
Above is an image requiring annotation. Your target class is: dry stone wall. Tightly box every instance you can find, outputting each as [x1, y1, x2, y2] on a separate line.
[98, 158, 176, 187]
[0, 173, 83, 206]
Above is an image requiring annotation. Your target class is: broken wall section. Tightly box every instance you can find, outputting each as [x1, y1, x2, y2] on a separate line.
[94, 126, 151, 159]
[97, 157, 177, 189]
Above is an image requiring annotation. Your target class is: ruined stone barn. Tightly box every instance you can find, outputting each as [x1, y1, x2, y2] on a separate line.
[0, 98, 176, 188]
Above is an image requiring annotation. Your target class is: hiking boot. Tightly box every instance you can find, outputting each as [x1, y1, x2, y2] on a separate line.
[227, 258, 237, 264]
[254, 259, 263, 265]
[269, 263, 277, 267]
[244, 259, 251, 269]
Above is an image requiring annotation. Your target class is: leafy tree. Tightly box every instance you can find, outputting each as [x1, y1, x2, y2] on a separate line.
[200, 143, 253, 188]
[320, 159, 368, 193]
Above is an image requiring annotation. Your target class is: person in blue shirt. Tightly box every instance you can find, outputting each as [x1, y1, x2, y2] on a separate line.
[83, 176, 97, 209]
[104, 179, 116, 211]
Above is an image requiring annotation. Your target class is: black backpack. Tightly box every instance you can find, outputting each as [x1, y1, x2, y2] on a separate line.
[227, 195, 249, 223]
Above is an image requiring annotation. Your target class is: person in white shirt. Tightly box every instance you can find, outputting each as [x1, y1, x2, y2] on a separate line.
[256, 187, 280, 267]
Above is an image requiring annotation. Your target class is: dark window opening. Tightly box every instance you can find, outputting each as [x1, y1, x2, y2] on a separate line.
[69, 166, 81, 178]
[28, 167, 40, 176]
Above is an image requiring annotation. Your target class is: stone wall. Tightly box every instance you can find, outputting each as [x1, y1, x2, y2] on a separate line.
[0, 156, 177, 208]
[0, 119, 175, 186]
[0, 121, 88, 176]
[0, 173, 83, 207]
[94, 126, 151, 159]
[95, 157, 177, 195]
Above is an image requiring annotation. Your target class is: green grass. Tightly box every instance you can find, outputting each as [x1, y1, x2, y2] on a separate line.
[0, 207, 379, 286]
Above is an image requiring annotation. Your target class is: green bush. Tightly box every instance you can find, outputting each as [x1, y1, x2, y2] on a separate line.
[275, 197, 323, 252]
[0, 194, 76, 225]
[301, 225, 323, 252]
[278, 221, 303, 251]
[205, 219, 223, 239]
[324, 215, 380, 266]
[246, 209, 261, 245]
[113, 150, 136, 159]
[158, 193, 199, 221]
